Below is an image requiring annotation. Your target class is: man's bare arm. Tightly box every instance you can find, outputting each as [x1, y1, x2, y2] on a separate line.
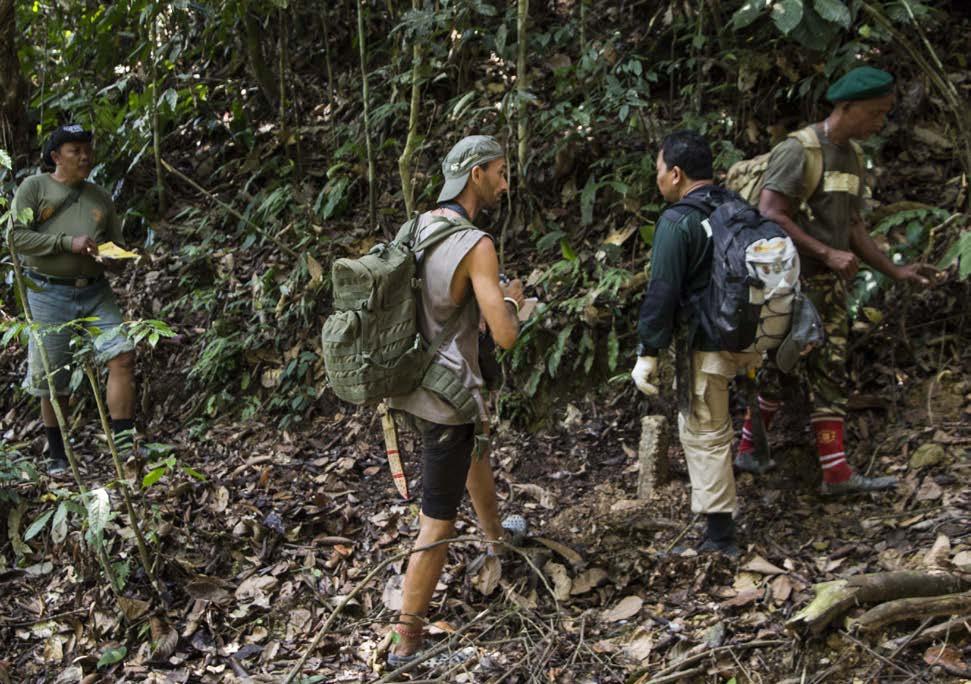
[849, 213, 938, 287]
[759, 188, 859, 280]
[462, 238, 521, 349]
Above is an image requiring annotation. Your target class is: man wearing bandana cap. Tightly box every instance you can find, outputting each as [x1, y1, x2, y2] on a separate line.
[9, 124, 137, 475]
[737, 67, 941, 494]
[387, 135, 525, 665]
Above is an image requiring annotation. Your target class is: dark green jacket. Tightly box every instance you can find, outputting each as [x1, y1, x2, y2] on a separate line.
[636, 185, 724, 356]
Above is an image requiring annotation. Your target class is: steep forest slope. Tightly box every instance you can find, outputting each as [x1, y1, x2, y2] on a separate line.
[1, 1, 970, 682]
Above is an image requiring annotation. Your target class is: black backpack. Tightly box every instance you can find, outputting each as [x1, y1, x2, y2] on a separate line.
[672, 189, 801, 353]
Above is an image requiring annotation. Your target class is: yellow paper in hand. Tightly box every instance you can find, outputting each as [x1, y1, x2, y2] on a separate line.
[97, 242, 139, 260]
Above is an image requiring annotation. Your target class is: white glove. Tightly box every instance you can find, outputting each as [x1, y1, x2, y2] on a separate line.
[631, 355, 659, 396]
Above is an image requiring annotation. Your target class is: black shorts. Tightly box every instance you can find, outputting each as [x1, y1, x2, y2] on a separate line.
[419, 421, 474, 520]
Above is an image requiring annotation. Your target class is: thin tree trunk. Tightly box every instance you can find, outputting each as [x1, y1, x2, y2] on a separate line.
[516, 0, 529, 188]
[149, 13, 166, 214]
[320, 8, 335, 100]
[398, 0, 422, 216]
[243, 9, 277, 108]
[357, 0, 377, 232]
[84, 363, 163, 603]
[0, 0, 29, 168]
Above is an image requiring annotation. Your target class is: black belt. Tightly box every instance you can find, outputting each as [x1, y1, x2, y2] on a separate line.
[28, 271, 104, 288]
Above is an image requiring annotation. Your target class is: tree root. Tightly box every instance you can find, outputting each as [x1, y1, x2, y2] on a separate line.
[787, 571, 971, 636]
[851, 590, 971, 634]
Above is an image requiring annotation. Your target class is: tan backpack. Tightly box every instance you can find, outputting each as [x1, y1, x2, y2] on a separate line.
[725, 126, 864, 207]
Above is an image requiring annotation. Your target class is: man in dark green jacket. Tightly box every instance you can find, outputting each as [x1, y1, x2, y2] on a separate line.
[631, 130, 759, 557]
[10, 124, 136, 474]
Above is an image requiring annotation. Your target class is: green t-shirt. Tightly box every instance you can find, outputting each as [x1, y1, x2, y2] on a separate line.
[10, 173, 123, 278]
[761, 124, 865, 275]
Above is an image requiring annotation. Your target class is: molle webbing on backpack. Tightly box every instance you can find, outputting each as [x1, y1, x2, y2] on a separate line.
[322, 214, 483, 431]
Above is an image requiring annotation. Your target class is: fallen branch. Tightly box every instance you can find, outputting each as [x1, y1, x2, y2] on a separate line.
[851, 590, 971, 634]
[787, 571, 971, 636]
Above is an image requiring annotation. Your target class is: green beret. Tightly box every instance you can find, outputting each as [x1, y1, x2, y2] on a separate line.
[826, 66, 894, 102]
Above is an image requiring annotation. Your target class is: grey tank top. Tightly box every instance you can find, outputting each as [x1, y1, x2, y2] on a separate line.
[388, 209, 490, 425]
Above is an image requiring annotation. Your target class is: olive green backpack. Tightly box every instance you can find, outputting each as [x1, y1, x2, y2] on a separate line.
[726, 126, 864, 208]
[321, 215, 479, 423]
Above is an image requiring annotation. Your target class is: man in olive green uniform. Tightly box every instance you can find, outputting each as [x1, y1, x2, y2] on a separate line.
[10, 124, 137, 474]
[736, 67, 938, 495]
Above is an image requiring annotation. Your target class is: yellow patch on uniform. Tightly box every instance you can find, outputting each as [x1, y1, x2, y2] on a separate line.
[818, 429, 837, 445]
[40, 206, 54, 221]
[91, 208, 104, 223]
[822, 172, 860, 194]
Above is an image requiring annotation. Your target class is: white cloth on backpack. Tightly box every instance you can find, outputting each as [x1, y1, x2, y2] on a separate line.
[389, 209, 490, 426]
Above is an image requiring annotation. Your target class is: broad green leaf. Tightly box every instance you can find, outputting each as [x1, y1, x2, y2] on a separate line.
[450, 91, 478, 120]
[523, 365, 543, 397]
[0, 148, 11, 170]
[731, 0, 769, 29]
[182, 466, 206, 481]
[560, 239, 578, 261]
[580, 175, 597, 226]
[536, 229, 566, 253]
[7, 502, 30, 557]
[771, 0, 804, 34]
[24, 509, 54, 541]
[142, 466, 167, 489]
[547, 325, 574, 377]
[1, 322, 25, 348]
[814, 0, 851, 28]
[51, 501, 69, 544]
[86, 488, 111, 539]
[607, 327, 619, 372]
[97, 645, 127, 668]
[161, 88, 178, 113]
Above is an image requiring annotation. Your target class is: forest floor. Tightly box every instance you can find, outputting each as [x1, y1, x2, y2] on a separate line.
[1, 284, 969, 683]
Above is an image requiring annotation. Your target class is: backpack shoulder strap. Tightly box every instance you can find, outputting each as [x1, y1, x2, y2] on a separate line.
[669, 196, 713, 215]
[849, 140, 866, 195]
[788, 126, 823, 204]
[35, 183, 84, 230]
[412, 216, 477, 254]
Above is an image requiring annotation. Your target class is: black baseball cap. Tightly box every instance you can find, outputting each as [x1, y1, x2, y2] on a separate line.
[42, 124, 93, 166]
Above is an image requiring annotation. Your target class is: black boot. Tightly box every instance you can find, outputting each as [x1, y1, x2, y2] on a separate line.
[45, 426, 68, 475]
[698, 513, 740, 558]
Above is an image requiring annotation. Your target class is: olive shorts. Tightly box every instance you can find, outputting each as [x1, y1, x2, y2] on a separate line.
[24, 275, 134, 398]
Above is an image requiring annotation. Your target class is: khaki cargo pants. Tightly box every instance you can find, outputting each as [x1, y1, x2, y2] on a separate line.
[678, 350, 762, 514]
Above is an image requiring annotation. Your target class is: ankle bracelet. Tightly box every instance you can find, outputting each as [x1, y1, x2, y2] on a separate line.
[394, 622, 424, 639]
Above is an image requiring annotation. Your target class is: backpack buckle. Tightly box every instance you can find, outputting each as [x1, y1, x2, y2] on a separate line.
[412, 277, 422, 289]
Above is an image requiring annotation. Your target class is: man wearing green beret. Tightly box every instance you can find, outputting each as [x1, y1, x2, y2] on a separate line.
[736, 66, 940, 495]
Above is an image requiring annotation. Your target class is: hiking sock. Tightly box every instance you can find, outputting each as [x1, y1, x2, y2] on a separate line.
[737, 396, 781, 454]
[110, 418, 136, 453]
[705, 512, 735, 544]
[46, 426, 66, 461]
[812, 415, 852, 484]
